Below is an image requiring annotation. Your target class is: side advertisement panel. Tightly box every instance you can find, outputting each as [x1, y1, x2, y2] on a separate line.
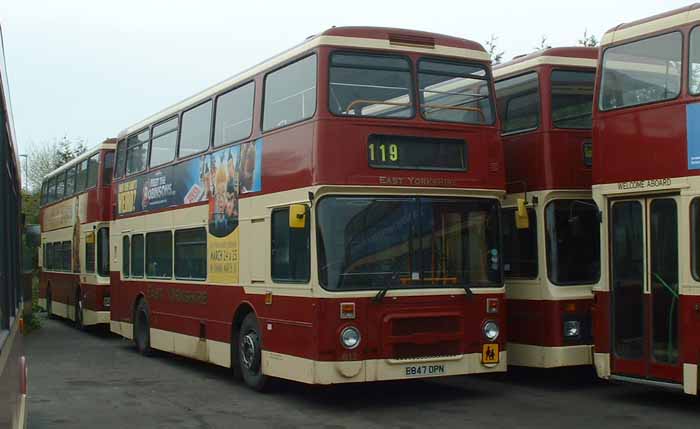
[117, 139, 263, 284]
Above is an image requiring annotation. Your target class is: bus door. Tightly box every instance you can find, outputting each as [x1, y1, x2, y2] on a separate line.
[609, 196, 681, 384]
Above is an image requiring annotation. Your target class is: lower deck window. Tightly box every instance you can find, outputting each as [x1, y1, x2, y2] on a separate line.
[271, 208, 310, 282]
[175, 228, 206, 280]
[146, 231, 172, 278]
[692, 198, 700, 280]
[502, 208, 537, 278]
[545, 199, 600, 285]
[131, 234, 144, 278]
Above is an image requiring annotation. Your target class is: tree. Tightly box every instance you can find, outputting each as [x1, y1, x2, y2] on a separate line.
[578, 29, 599, 47]
[25, 135, 86, 191]
[485, 34, 504, 65]
[534, 35, 551, 51]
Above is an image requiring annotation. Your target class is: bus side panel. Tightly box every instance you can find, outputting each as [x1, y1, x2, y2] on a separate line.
[508, 299, 592, 347]
[592, 290, 610, 354]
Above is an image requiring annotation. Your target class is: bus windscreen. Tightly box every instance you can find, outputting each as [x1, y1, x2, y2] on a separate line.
[317, 196, 501, 290]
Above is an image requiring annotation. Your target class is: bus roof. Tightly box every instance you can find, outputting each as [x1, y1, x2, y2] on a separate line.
[118, 26, 490, 139]
[43, 138, 116, 179]
[493, 47, 597, 79]
[601, 4, 700, 46]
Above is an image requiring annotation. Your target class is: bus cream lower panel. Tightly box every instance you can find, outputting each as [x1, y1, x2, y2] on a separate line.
[262, 350, 507, 384]
[110, 320, 134, 340]
[50, 302, 74, 320]
[82, 310, 110, 326]
[150, 328, 231, 368]
[684, 363, 698, 395]
[594, 352, 611, 379]
[507, 343, 592, 368]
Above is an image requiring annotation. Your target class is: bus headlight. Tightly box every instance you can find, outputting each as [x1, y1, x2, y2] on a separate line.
[564, 320, 581, 338]
[483, 321, 499, 341]
[340, 326, 361, 349]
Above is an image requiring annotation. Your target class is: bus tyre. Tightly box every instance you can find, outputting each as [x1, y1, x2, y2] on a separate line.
[134, 300, 153, 356]
[238, 313, 270, 392]
[46, 290, 54, 319]
[75, 292, 85, 330]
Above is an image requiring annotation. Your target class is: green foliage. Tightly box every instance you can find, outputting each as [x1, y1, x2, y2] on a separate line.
[21, 190, 40, 224]
[485, 34, 504, 65]
[534, 35, 552, 51]
[25, 135, 86, 192]
[578, 29, 599, 48]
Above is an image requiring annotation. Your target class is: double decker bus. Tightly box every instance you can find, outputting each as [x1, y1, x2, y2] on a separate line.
[38, 139, 115, 328]
[110, 26, 507, 390]
[494, 47, 600, 368]
[0, 22, 28, 429]
[592, 4, 700, 394]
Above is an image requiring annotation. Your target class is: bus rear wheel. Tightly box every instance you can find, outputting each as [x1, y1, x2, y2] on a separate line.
[75, 291, 85, 330]
[238, 313, 270, 392]
[46, 289, 54, 319]
[134, 300, 153, 356]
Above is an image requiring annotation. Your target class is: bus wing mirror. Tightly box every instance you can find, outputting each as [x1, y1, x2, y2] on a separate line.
[289, 204, 307, 229]
[515, 198, 529, 229]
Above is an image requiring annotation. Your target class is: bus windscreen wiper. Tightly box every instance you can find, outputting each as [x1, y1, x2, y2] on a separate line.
[373, 270, 401, 303]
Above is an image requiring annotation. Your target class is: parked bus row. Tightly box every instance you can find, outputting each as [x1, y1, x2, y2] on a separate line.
[37, 4, 700, 395]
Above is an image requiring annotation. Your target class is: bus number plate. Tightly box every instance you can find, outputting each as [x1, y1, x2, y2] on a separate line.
[404, 364, 445, 377]
[482, 343, 499, 364]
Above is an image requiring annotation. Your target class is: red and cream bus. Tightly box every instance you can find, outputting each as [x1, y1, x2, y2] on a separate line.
[592, 4, 700, 394]
[0, 22, 28, 428]
[38, 139, 115, 328]
[110, 26, 507, 390]
[494, 47, 599, 368]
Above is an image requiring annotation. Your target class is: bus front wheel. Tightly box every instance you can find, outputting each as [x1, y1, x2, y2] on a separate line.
[238, 313, 270, 392]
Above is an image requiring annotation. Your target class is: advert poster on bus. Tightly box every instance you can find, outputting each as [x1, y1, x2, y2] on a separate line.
[117, 139, 263, 283]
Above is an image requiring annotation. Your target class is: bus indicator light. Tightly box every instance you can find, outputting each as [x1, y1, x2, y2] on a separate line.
[486, 298, 499, 314]
[340, 303, 356, 320]
[265, 291, 272, 305]
[564, 303, 576, 313]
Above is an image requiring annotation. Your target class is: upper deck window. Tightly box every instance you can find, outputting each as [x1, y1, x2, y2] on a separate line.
[55, 171, 66, 199]
[551, 70, 595, 129]
[495, 72, 540, 134]
[179, 101, 212, 158]
[150, 117, 178, 167]
[41, 181, 48, 205]
[65, 166, 76, 196]
[418, 59, 494, 125]
[102, 152, 114, 186]
[87, 153, 99, 188]
[264, 54, 317, 131]
[115, 139, 126, 179]
[47, 176, 56, 202]
[214, 81, 255, 147]
[689, 28, 700, 94]
[329, 52, 413, 119]
[600, 32, 682, 111]
[126, 129, 150, 175]
[76, 159, 88, 193]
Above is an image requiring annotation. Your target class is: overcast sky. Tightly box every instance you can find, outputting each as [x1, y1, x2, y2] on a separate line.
[0, 0, 691, 154]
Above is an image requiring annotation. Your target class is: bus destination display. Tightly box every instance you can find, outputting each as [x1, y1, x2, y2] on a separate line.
[367, 135, 466, 171]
